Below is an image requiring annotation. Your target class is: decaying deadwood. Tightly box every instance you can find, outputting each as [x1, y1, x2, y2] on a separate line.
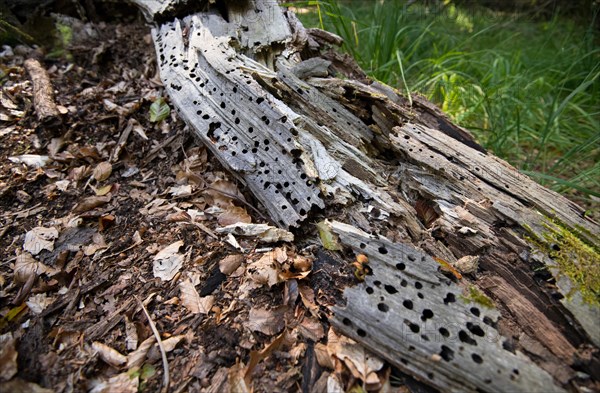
[129, 0, 599, 391]
[24, 58, 61, 125]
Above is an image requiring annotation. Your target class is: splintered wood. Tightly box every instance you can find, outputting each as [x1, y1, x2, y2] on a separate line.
[328, 220, 565, 393]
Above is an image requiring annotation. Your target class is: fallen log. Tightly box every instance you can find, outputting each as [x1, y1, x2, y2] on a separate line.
[129, 0, 600, 391]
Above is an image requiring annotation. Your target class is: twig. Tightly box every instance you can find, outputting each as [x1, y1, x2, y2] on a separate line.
[24, 58, 61, 124]
[135, 295, 169, 393]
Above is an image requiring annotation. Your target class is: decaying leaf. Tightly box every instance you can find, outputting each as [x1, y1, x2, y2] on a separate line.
[205, 179, 244, 208]
[92, 161, 112, 182]
[127, 336, 156, 369]
[217, 206, 252, 226]
[179, 278, 214, 314]
[0, 332, 18, 381]
[216, 223, 293, 243]
[169, 184, 192, 197]
[298, 316, 325, 342]
[219, 254, 244, 275]
[247, 306, 287, 335]
[153, 240, 185, 281]
[316, 220, 341, 251]
[73, 195, 111, 213]
[89, 371, 139, 393]
[26, 293, 54, 315]
[92, 341, 127, 368]
[244, 331, 288, 383]
[248, 251, 282, 287]
[23, 226, 59, 255]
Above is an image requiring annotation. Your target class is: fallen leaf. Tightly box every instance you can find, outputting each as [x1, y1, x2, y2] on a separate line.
[217, 206, 251, 226]
[93, 161, 112, 182]
[127, 336, 156, 369]
[0, 332, 18, 381]
[149, 97, 170, 123]
[8, 154, 51, 168]
[169, 184, 192, 197]
[89, 371, 139, 393]
[153, 240, 185, 281]
[298, 316, 324, 342]
[218, 254, 244, 275]
[248, 252, 282, 287]
[94, 184, 113, 196]
[247, 306, 287, 335]
[92, 341, 127, 368]
[316, 220, 341, 250]
[26, 293, 53, 315]
[205, 180, 244, 207]
[23, 226, 59, 255]
[244, 331, 287, 383]
[73, 195, 111, 213]
[179, 278, 214, 314]
[160, 335, 185, 352]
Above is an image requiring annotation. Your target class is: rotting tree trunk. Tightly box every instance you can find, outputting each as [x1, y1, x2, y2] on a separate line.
[129, 0, 600, 392]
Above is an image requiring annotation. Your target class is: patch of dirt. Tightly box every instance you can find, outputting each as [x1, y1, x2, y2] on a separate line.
[0, 14, 387, 393]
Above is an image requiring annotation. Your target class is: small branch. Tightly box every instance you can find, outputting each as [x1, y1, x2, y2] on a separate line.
[23, 58, 61, 125]
[135, 295, 170, 393]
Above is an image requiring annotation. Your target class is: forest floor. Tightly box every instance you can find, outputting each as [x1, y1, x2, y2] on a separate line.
[0, 19, 393, 393]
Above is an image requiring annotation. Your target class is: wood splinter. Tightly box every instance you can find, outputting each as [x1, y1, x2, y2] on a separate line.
[24, 58, 61, 125]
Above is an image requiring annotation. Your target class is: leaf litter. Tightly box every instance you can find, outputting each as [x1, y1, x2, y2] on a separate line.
[0, 9, 395, 393]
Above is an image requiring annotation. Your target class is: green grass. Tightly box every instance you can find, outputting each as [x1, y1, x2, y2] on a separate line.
[293, 0, 600, 206]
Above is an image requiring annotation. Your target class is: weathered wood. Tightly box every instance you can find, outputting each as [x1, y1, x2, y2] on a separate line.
[128, 0, 600, 390]
[24, 58, 61, 124]
[327, 220, 565, 393]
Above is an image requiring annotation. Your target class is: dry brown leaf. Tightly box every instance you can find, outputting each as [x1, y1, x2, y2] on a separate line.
[92, 161, 112, 182]
[14, 252, 56, 283]
[179, 278, 214, 314]
[94, 184, 113, 196]
[23, 226, 59, 255]
[298, 283, 320, 317]
[26, 293, 54, 315]
[244, 331, 287, 383]
[73, 195, 111, 213]
[160, 335, 185, 352]
[127, 336, 156, 368]
[229, 363, 251, 393]
[217, 206, 251, 226]
[89, 371, 139, 393]
[219, 254, 244, 275]
[298, 316, 325, 342]
[247, 306, 287, 335]
[205, 179, 244, 208]
[248, 252, 281, 287]
[0, 333, 18, 381]
[315, 343, 335, 369]
[92, 341, 127, 368]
